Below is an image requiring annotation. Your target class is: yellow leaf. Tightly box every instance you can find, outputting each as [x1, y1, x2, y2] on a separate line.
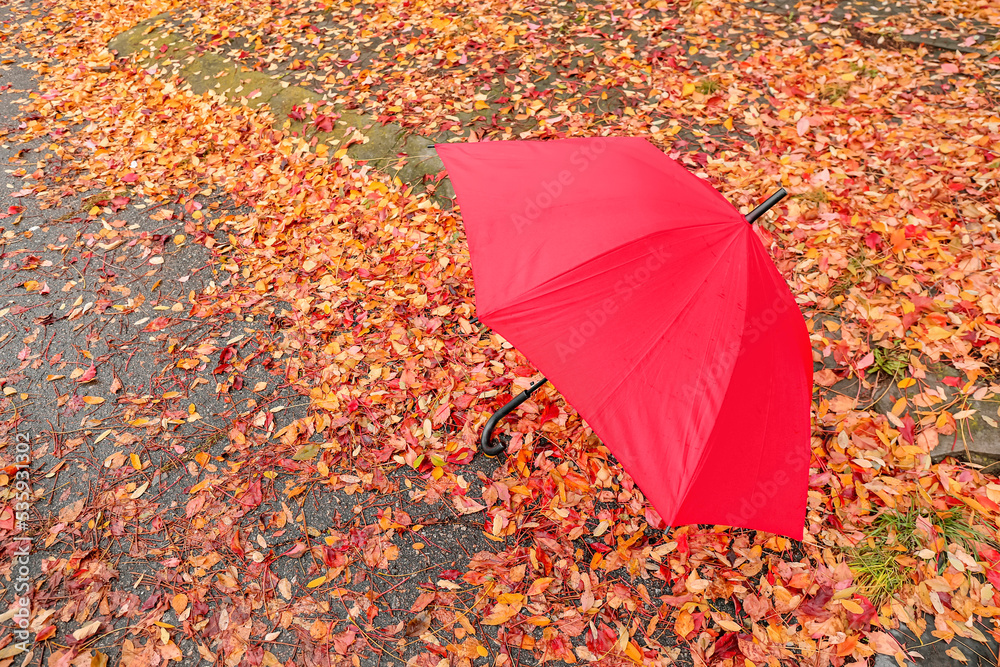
[682, 83, 695, 96]
[23, 280, 40, 291]
[945, 646, 968, 663]
[840, 599, 864, 613]
[130, 453, 143, 470]
[897, 378, 916, 389]
[307, 576, 327, 588]
[723, 117, 733, 131]
[497, 592, 524, 606]
[716, 617, 742, 631]
[162, 391, 182, 399]
[925, 326, 953, 341]
[82, 396, 105, 405]
[840, 72, 857, 82]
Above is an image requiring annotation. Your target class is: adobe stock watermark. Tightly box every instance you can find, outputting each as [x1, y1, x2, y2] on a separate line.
[511, 137, 609, 234]
[4, 432, 33, 656]
[678, 293, 795, 405]
[556, 243, 672, 362]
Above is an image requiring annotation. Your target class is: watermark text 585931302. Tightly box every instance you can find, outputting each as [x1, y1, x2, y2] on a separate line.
[3, 432, 33, 656]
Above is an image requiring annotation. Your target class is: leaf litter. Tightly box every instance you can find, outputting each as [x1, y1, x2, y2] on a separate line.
[0, 0, 999, 665]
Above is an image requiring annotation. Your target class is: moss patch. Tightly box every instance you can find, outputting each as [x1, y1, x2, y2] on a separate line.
[107, 17, 450, 198]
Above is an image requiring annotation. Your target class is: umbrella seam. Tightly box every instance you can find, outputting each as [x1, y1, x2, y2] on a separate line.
[478, 217, 743, 322]
[583, 228, 744, 411]
[663, 227, 753, 523]
[560, 230, 747, 524]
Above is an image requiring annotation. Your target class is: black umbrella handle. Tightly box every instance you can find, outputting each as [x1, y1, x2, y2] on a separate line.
[745, 188, 787, 224]
[480, 377, 549, 457]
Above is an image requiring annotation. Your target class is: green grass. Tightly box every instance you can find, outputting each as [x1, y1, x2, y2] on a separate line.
[849, 508, 996, 604]
[850, 546, 908, 606]
[873, 345, 908, 377]
[849, 61, 880, 78]
[696, 79, 721, 95]
[821, 83, 850, 103]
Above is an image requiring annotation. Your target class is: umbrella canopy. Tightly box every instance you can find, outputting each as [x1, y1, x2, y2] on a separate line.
[436, 137, 812, 540]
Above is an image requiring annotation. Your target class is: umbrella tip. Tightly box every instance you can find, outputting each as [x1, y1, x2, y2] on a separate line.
[745, 188, 788, 224]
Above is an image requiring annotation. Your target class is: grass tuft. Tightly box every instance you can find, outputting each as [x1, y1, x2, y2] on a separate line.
[697, 79, 721, 95]
[850, 546, 908, 606]
[849, 508, 997, 604]
[873, 345, 908, 377]
[821, 83, 850, 102]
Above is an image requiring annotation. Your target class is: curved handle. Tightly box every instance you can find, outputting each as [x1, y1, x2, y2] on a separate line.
[480, 378, 548, 457]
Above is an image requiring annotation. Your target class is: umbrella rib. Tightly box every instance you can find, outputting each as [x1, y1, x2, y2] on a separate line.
[478, 217, 742, 322]
[671, 245, 772, 528]
[584, 229, 746, 416]
[581, 230, 748, 523]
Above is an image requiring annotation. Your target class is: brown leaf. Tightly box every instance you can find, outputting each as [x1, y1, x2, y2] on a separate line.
[404, 610, 431, 637]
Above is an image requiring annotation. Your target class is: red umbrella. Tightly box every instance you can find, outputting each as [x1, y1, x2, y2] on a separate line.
[436, 137, 812, 539]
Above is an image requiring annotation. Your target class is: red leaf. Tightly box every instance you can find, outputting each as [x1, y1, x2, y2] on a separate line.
[238, 479, 262, 508]
[332, 627, 358, 655]
[143, 316, 173, 332]
[230, 528, 244, 558]
[846, 596, 877, 630]
[798, 586, 833, 618]
[121, 173, 138, 182]
[0, 205, 23, 218]
[900, 414, 916, 445]
[75, 364, 97, 383]
[538, 402, 559, 426]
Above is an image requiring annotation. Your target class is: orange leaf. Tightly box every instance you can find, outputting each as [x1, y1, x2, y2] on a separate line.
[171, 593, 189, 614]
[840, 599, 864, 614]
[674, 609, 694, 638]
[482, 603, 519, 625]
[527, 577, 554, 596]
